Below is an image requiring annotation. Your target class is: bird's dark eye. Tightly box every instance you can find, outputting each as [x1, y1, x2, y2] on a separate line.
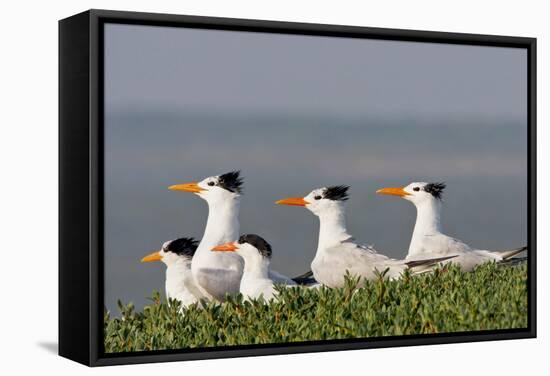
[413, 187, 420, 192]
[207, 181, 215, 186]
[314, 195, 322, 200]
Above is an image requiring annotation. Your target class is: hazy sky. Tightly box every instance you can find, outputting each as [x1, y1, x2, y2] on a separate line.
[103, 23, 527, 312]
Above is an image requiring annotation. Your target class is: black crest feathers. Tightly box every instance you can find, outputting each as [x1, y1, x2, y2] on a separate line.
[218, 171, 243, 194]
[165, 237, 199, 258]
[238, 234, 272, 259]
[424, 182, 446, 199]
[323, 185, 350, 201]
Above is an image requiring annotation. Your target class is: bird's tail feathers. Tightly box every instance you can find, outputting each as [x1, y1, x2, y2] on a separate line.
[405, 255, 457, 270]
[494, 246, 528, 260]
[291, 270, 317, 286]
[498, 256, 528, 267]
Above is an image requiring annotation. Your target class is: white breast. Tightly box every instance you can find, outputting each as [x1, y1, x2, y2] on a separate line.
[191, 200, 244, 300]
[240, 276, 277, 301]
[165, 263, 200, 308]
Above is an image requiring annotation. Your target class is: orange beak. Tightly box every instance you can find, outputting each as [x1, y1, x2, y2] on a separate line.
[275, 197, 310, 206]
[211, 242, 239, 252]
[168, 181, 206, 193]
[376, 187, 410, 197]
[141, 250, 162, 263]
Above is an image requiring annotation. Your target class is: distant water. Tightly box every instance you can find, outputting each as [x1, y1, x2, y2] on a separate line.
[103, 110, 527, 313]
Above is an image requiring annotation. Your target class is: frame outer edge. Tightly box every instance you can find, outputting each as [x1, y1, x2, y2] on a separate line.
[61, 8, 537, 366]
[528, 38, 537, 338]
[59, 10, 93, 366]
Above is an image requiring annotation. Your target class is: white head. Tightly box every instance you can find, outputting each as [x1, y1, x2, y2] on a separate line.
[377, 182, 446, 206]
[141, 237, 199, 267]
[211, 234, 272, 262]
[168, 171, 243, 205]
[275, 185, 350, 216]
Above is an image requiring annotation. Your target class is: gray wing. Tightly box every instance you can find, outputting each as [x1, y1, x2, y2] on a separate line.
[414, 234, 500, 271]
[421, 233, 473, 255]
[323, 241, 403, 281]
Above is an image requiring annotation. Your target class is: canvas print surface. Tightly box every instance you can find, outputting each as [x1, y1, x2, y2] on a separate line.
[102, 23, 528, 353]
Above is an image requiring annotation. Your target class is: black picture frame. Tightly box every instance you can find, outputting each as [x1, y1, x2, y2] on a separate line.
[59, 9, 537, 367]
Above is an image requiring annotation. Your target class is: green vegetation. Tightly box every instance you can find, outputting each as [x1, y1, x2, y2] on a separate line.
[104, 263, 527, 353]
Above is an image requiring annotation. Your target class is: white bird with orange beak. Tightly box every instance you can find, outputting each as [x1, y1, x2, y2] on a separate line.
[276, 186, 455, 288]
[168, 171, 244, 301]
[212, 234, 297, 301]
[376, 182, 527, 271]
[141, 237, 206, 308]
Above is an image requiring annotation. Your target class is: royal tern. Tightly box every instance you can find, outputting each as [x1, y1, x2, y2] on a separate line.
[376, 182, 527, 271]
[169, 171, 244, 301]
[212, 234, 298, 301]
[141, 237, 206, 308]
[276, 186, 454, 287]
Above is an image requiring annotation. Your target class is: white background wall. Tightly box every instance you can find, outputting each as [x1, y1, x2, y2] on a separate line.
[0, 0, 546, 374]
